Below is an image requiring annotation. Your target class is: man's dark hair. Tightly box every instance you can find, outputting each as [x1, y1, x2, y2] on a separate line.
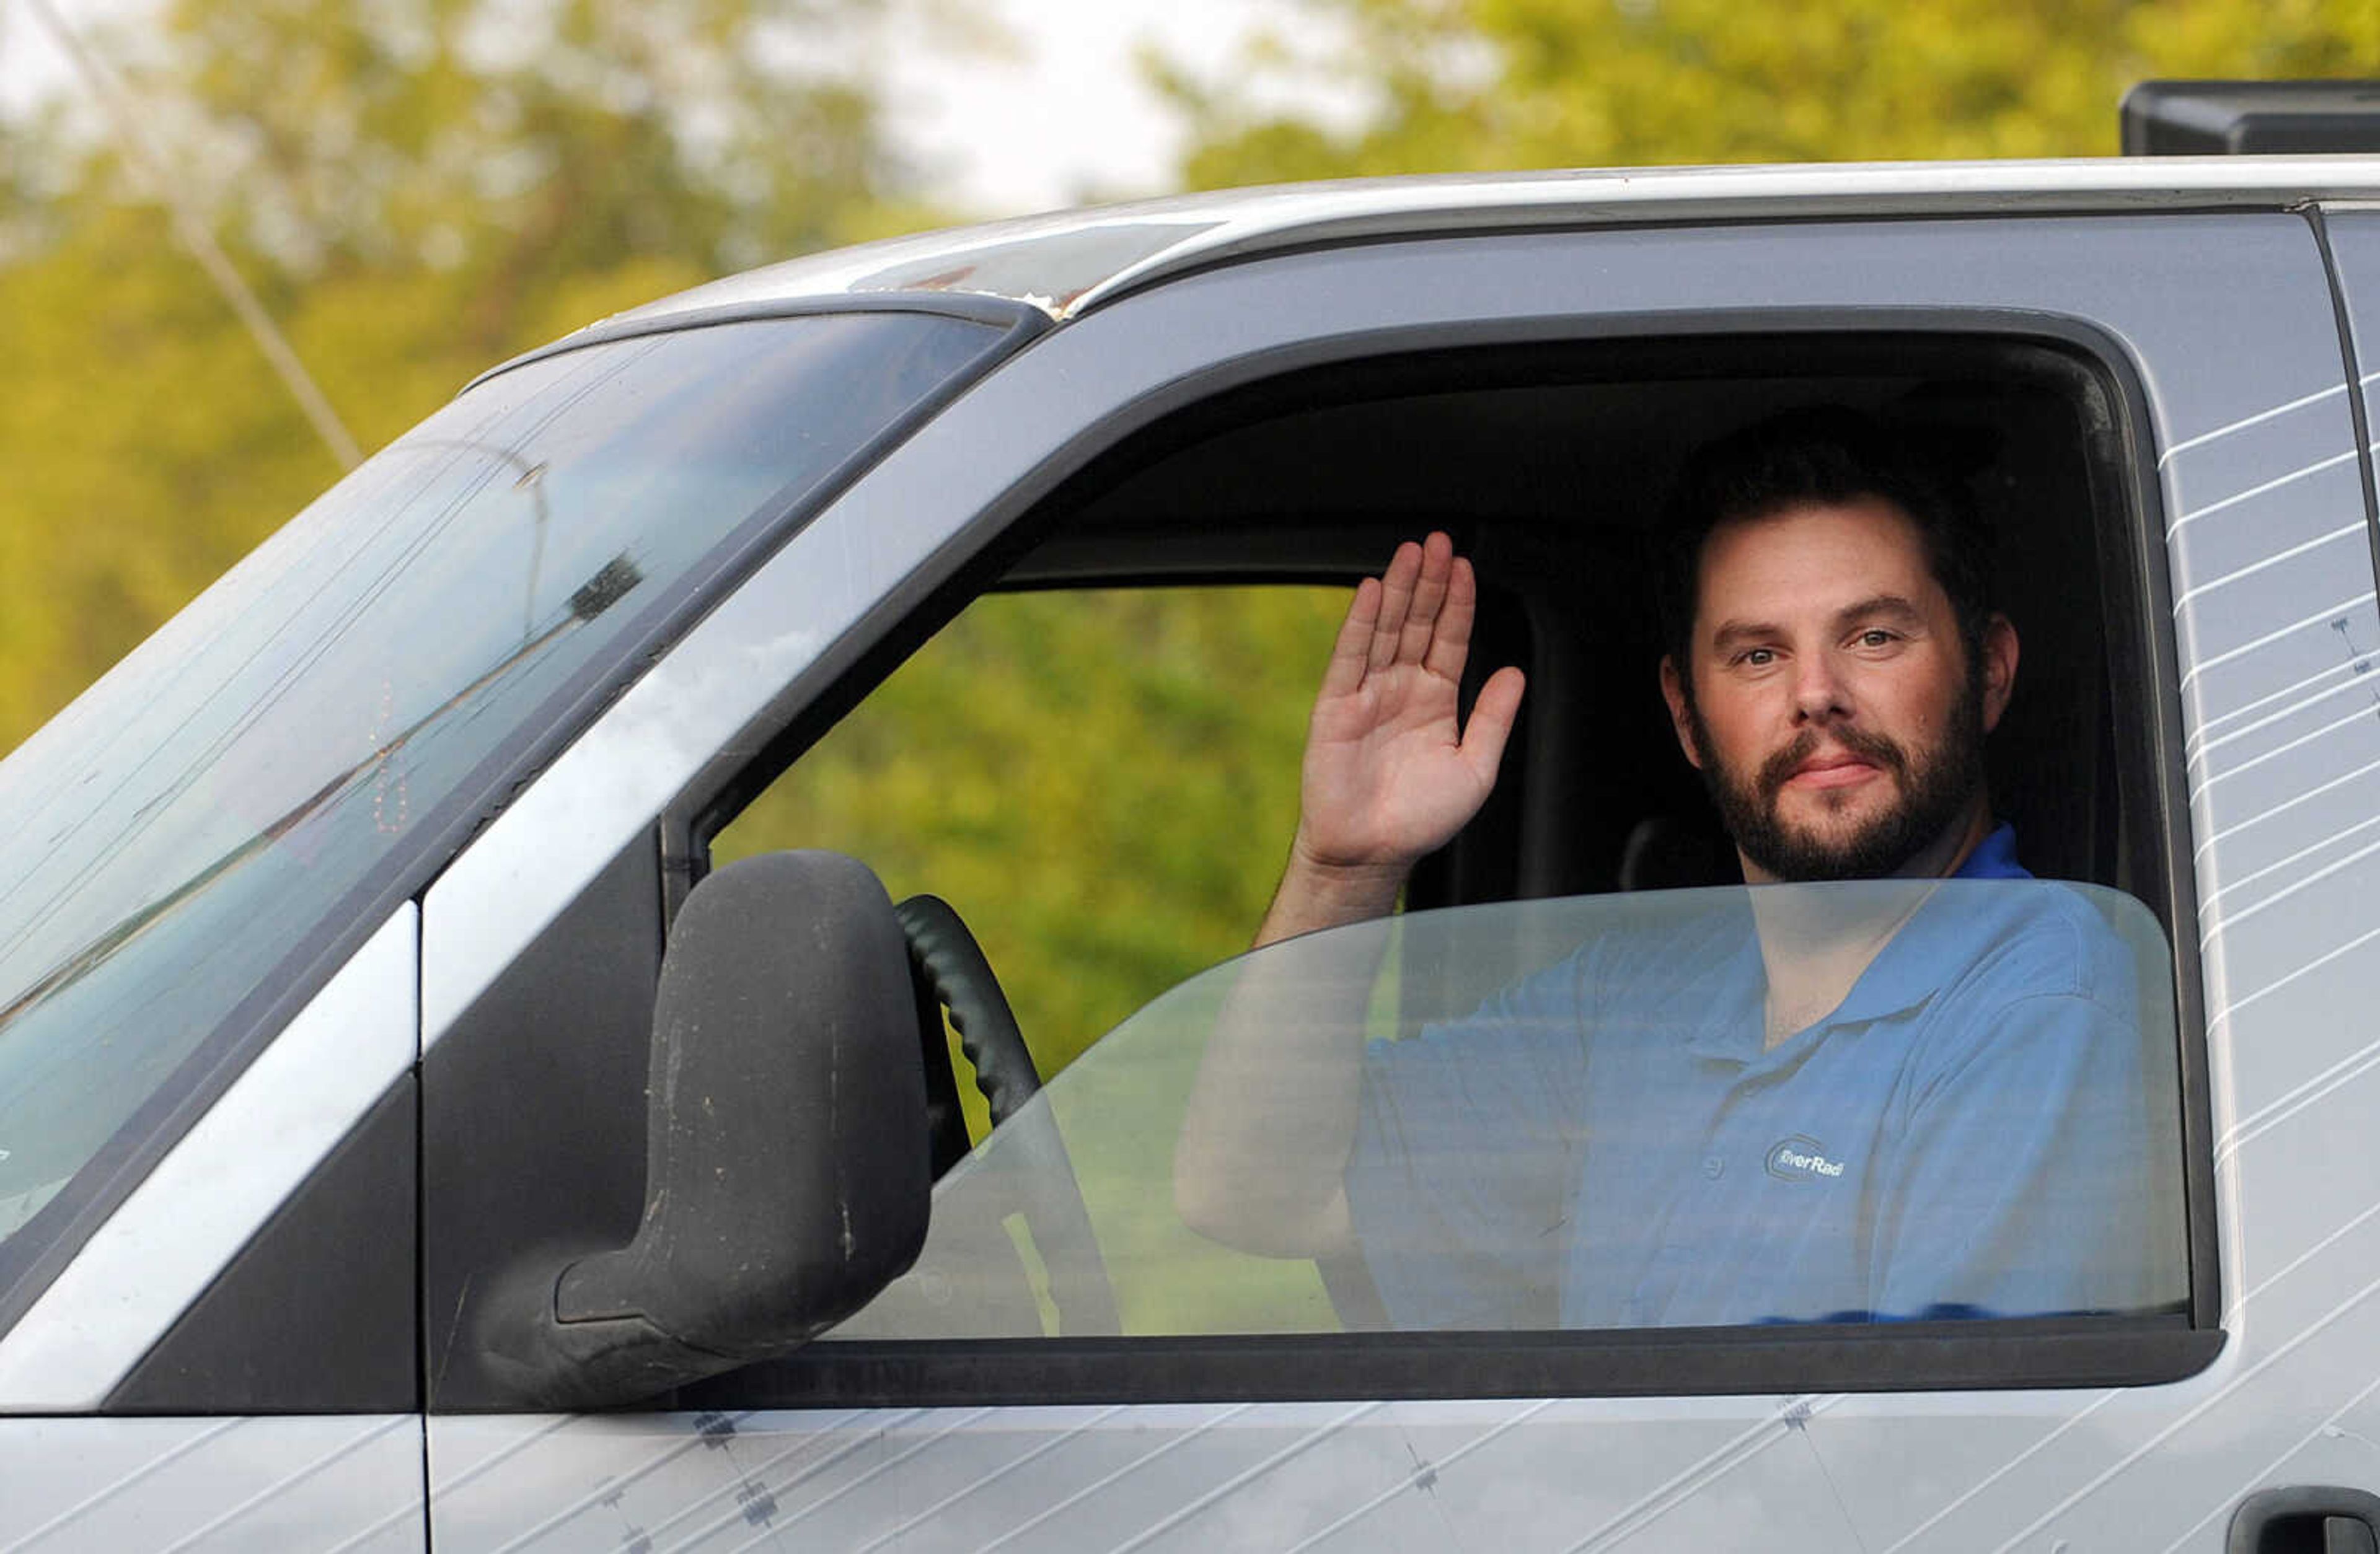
[1655, 406, 1996, 687]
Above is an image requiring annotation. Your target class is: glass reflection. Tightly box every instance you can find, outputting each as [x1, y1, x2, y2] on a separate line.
[0, 312, 998, 1265]
[835, 879, 2185, 1340]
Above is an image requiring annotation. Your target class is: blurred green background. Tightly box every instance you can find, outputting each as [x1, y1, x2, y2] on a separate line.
[712, 584, 1353, 1135]
[4, 0, 2375, 1095]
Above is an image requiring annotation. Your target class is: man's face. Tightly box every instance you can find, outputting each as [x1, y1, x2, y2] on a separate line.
[1658, 496, 2016, 884]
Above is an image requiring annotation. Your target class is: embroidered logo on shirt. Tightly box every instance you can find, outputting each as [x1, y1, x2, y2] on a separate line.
[1765, 1135, 1847, 1182]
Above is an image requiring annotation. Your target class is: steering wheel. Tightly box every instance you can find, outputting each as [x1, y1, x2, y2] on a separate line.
[892, 894, 1119, 1337]
[895, 894, 1041, 1151]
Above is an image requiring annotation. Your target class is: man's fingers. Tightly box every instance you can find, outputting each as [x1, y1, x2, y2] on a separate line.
[1321, 575, 1383, 698]
[1422, 554, 1479, 682]
[1398, 532, 1455, 664]
[1368, 540, 1423, 670]
[1460, 664, 1527, 781]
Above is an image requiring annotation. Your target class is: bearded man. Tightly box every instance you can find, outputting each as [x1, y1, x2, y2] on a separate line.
[1175, 410, 2167, 1328]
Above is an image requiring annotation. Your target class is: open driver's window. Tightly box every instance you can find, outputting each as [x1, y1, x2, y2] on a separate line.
[709, 584, 1352, 1138]
[691, 331, 2205, 1387]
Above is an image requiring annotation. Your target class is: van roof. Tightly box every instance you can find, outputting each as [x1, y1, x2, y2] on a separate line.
[604, 156, 2380, 327]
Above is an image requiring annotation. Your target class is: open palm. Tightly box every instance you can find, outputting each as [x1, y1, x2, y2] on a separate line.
[1295, 533, 1526, 874]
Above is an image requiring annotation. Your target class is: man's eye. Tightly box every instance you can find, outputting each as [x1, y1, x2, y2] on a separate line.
[1740, 647, 1776, 667]
[1856, 629, 1897, 648]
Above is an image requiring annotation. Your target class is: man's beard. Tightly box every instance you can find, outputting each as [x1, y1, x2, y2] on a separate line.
[1689, 666, 1988, 883]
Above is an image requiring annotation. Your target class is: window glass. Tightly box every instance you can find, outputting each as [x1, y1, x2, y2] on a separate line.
[829, 880, 2187, 1340]
[712, 584, 1352, 1131]
[0, 311, 999, 1260]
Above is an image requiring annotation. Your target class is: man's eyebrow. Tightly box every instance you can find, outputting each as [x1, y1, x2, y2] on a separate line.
[1707, 618, 1782, 653]
[1704, 596, 1926, 653]
[1833, 594, 1926, 631]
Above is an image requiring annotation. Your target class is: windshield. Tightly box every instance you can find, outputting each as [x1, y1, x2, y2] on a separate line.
[0, 310, 1003, 1275]
[834, 879, 2188, 1340]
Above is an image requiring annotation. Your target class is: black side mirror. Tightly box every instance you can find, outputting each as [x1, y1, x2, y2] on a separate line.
[482, 849, 932, 1408]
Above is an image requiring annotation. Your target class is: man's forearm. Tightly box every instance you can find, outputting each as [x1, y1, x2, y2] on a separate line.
[1175, 846, 1406, 1258]
[1173, 942, 1377, 1257]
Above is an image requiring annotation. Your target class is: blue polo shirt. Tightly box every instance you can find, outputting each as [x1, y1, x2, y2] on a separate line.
[1343, 825, 2177, 1328]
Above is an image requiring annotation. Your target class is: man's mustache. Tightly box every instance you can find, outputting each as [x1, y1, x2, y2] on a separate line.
[1756, 726, 1911, 802]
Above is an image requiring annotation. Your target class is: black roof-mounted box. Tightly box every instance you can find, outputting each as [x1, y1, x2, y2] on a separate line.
[2122, 80, 2380, 155]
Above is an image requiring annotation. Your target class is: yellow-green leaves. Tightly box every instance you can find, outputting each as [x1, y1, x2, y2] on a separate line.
[1163, 0, 2380, 189]
[0, 0, 950, 753]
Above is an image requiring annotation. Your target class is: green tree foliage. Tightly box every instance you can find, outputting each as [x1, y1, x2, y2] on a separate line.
[0, 0, 941, 746]
[147, 0, 937, 295]
[716, 586, 1352, 1130]
[1158, 0, 2380, 188]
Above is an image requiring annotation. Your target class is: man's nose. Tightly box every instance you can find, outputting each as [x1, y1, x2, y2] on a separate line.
[1790, 649, 1851, 723]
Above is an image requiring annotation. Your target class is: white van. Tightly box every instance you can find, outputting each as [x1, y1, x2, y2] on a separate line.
[4, 115, 2380, 1549]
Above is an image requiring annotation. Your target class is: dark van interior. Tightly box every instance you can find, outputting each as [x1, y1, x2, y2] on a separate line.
[996, 331, 2169, 923]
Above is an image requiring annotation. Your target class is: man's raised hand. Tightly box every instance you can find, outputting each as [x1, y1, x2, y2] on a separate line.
[1260, 533, 1525, 942]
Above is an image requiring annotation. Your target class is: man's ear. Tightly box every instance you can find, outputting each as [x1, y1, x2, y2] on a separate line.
[1659, 654, 1704, 770]
[1980, 613, 2019, 734]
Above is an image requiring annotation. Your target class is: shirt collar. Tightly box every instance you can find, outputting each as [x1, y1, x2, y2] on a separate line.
[1680, 915, 1768, 1065]
[1823, 822, 2031, 1027]
[1684, 821, 2032, 1057]
[1953, 820, 2029, 880]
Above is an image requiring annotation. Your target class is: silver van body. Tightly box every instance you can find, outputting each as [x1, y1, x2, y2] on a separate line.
[4, 157, 2380, 1548]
